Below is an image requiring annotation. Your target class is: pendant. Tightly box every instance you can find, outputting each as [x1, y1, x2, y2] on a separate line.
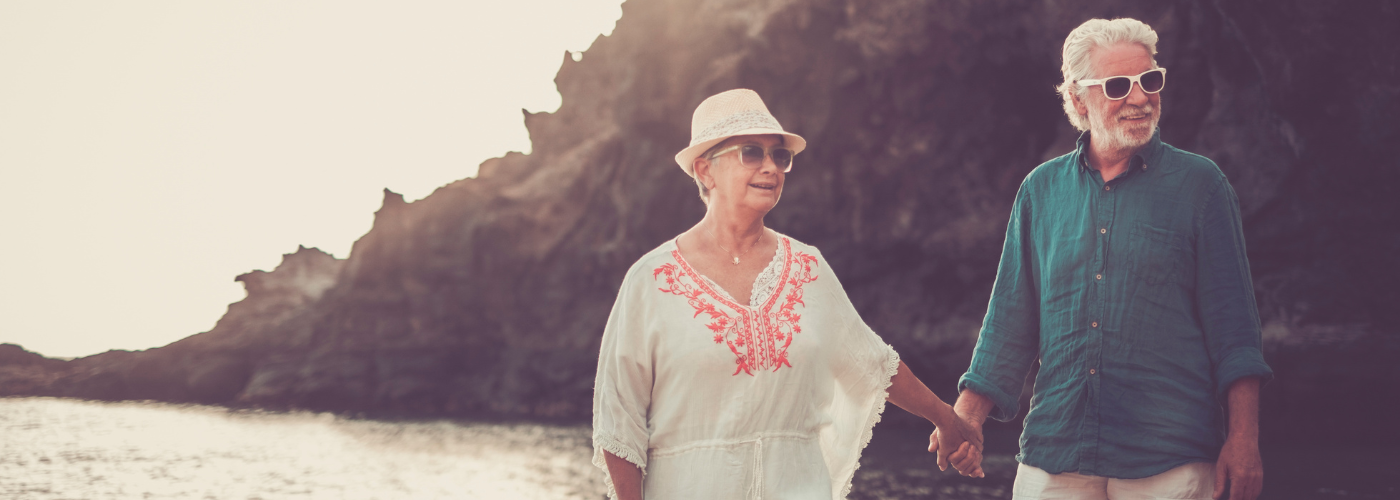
[732, 257, 741, 265]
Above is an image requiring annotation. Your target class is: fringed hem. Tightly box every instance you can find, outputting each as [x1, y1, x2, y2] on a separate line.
[836, 344, 901, 499]
[592, 432, 647, 500]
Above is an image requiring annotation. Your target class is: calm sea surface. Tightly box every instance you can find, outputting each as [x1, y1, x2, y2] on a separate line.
[4, 397, 1393, 499]
[1, 398, 605, 499]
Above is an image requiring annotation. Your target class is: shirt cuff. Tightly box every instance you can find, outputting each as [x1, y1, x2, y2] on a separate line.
[1213, 347, 1274, 402]
[958, 372, 1021, 422]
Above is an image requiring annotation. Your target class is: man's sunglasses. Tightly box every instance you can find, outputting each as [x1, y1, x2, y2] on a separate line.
[1077, 68, 1167, 100]
[707, 144, 795, 172]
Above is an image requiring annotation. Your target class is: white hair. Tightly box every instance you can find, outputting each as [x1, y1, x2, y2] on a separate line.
[1057, 18, 1160, 131]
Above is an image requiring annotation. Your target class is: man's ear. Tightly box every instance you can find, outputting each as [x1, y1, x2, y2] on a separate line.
[693, 158, 715, 189]
[1071, 90, 1089, 117]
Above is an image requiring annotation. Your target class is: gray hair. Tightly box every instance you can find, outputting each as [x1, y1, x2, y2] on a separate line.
[694, 145, 718, 205]
[695, 174, 711, 205]
[1056, 18, 1160, 131]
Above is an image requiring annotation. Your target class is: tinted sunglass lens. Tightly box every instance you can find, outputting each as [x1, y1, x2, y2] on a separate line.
[1104, 77, 1132, 99]
[740, 145, 765, 166]
[1141, 70, 1164, 93]
[772, 149, 793, 168]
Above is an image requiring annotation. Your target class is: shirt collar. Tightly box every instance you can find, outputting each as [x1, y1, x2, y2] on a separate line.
[1074, 128, 1165, 176]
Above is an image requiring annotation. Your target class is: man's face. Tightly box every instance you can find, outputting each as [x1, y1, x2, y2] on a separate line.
[1074, 42, 1160, 153]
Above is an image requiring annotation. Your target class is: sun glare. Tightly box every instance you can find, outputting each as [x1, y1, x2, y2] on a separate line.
[0, 0, 625, 358]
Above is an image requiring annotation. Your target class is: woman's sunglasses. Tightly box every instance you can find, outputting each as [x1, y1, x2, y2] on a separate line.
[707, 144, 795, 172]
[1077, 68, 1167, 100]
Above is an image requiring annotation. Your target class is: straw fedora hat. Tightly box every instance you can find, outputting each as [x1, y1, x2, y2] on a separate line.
[674, 89, 807, 176]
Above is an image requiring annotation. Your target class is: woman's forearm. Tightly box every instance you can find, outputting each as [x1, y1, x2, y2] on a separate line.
[885, 361, 957, 429]
[603, 450, 644, 500]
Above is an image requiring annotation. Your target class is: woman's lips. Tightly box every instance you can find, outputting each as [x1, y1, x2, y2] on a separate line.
[749, 182, 777, 190]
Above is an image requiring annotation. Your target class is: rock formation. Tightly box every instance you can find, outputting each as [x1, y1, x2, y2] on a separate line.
[3, 0, 1397, 443]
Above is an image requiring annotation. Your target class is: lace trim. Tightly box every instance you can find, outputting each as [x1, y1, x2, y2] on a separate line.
[698, 245, 785, 307]
[749, 247, 784, 306]
[836, 344, 902, 499]
[693, 109, 784, 145]
[592, 432, 646, 500]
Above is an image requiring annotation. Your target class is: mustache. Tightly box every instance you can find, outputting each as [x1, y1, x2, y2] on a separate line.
[1117, 104, 1156, 119]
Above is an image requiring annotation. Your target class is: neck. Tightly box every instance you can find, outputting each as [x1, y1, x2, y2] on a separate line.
[1086, 138, 1141, 182]
[700, 204, 767, 250]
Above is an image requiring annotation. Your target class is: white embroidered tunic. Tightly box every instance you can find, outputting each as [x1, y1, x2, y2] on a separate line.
[592, 235, 900, 499]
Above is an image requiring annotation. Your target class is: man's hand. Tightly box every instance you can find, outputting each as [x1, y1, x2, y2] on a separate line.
[928, 408, 985, 477]
[1214, 377, 1263, 500]
[1213, 435, 1262, 500]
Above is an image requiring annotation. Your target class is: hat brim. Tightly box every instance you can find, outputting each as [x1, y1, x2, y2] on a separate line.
[673, 128, 807, 177]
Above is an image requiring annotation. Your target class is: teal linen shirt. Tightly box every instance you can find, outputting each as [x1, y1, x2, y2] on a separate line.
[958, 130, 1274, 479]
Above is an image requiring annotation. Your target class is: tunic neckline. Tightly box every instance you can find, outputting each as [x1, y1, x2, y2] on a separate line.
[671, 234, 787, 308]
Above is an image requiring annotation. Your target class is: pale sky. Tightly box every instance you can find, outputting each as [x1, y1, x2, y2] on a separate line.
[0, 1, 625, 358]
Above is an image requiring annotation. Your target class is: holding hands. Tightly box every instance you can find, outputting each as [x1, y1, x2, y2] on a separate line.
[881, 361, 988, 479]
[929, 390, 996, 478]
[928, 406, 985, 478]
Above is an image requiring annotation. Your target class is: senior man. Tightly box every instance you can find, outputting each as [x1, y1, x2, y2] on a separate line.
[935, 18, 1274, 500]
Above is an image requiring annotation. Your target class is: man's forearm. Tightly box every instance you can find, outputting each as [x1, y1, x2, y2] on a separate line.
[1225, 377, 1260, 441]
[954, 389, 996, 425]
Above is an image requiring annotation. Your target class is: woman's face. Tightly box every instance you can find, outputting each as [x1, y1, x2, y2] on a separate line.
[697, 134, 787, 215]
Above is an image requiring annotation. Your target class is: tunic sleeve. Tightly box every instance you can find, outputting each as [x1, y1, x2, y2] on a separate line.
[591, 266, 654, 497]
[810, 250, 902, 500]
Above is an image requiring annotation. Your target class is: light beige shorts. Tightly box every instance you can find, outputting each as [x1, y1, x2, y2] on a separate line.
[1011, 462, 1215, 500]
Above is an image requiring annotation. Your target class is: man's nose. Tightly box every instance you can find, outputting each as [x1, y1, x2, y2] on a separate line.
[1125, 81, 1151, 105]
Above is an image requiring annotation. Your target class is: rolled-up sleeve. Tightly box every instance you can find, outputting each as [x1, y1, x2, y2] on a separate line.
[959, 180, 1041, 422]
[592, 271, 653, 480]
[1194, 178, 1273, 402]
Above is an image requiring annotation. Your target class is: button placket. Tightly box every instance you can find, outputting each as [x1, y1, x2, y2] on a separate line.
[1082, 171, 1116, 473]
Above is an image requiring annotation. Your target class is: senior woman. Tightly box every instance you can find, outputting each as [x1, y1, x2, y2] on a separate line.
[592, 89, 980, 500]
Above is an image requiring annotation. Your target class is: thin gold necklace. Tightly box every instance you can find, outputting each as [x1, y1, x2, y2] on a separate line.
[710, 225, 761, 265]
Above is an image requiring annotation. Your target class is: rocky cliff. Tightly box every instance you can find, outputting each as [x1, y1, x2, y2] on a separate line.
[4, 0, 1397, 442]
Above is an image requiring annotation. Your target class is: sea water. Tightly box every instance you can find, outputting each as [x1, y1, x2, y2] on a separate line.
[0, 398, 606, 499]
[6, 397, 1377, 499]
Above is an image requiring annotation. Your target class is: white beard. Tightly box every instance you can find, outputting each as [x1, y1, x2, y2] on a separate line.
[1087, 101, 1159, 153]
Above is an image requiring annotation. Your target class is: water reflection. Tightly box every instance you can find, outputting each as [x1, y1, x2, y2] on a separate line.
[1, 398, 605, 499]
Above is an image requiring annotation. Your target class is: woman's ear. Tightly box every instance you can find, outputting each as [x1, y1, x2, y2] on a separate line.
[693, 157, 716, 190]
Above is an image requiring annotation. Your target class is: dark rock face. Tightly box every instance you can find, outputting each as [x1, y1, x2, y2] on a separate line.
[2, 247, 343, 404]
[4, 0, 1396, 442]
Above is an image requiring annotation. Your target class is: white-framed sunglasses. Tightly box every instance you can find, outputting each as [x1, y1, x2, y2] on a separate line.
[707, 143, 795, 172]
[1077, 67, 1167, 100]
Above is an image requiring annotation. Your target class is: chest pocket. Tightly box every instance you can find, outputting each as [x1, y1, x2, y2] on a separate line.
[1128, 222, 1193, 287]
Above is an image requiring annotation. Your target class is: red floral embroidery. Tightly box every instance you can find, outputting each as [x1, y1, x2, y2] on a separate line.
[654, 238, 819, 376]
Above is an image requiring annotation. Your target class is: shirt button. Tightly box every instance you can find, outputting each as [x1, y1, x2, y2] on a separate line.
[1104, 185, 1112, 191]
[1142, 163, 1148, 170]
[1090, 368, 1097, 375]
[1096, 274, 1103, 280]
[1091, 321, 1099, 328]
[1100, 228, 1107, 234]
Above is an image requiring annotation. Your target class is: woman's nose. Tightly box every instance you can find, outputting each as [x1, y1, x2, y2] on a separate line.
[759, 153, 780, 173]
